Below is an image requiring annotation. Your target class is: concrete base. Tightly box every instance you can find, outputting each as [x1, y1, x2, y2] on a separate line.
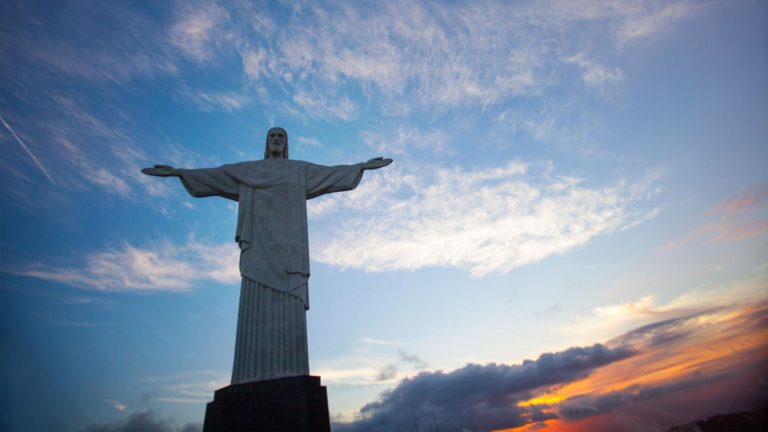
[203, 375, 330, 432]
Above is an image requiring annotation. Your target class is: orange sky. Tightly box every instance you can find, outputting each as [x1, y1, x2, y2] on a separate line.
[500, 302, 768, 431]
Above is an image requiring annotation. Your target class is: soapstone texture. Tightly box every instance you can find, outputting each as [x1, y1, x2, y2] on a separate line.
[142, 127, 391, 383]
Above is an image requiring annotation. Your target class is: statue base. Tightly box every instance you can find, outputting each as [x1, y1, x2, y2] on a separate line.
[202, 375, 330, 432]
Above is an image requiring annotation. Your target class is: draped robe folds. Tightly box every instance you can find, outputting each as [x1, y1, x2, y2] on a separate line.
[176, 159, 364, 383]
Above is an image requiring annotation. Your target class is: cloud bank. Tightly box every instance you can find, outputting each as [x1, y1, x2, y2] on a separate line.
[339, 344, 635, 431]
[338, 302, 768, 431]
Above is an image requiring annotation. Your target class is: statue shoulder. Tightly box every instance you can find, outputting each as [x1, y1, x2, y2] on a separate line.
[222, 160, 263, 174]
[223, 159, 315, 174]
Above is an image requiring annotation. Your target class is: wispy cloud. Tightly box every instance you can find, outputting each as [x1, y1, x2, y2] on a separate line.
[0, 114, 56, 185]
[292, 90, 357, 121]
[7, 239, 239, 292]
[140, 369, 229, 407]
[156, 0, 701, 119]
[558, 263, 768, 342]
[617, 2, 700, 43]
[312, 161, 659, 276]
[295, 136, 322, 148]
[361, 127, 450, 156]
[664, 183, 768, 250]
[2, 1, 177, 85]
[105, 399, 127, 412]
[0, 93, 195, 204]
[317, 348, 430, 390]
[48, 320, 124, 328]
[170, 1, 229, 63]
[360, 337, 406, 347]
[563, 53, 623, 88]
[183, 90, 249, 112]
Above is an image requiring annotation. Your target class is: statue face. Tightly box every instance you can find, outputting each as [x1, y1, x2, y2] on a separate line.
[267, 128, 287, 158]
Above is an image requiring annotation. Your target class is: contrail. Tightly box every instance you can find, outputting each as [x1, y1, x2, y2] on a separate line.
[0, 113, 57, 186]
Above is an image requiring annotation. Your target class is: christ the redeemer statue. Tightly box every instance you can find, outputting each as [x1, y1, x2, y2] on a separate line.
[142, 127, 392, 384]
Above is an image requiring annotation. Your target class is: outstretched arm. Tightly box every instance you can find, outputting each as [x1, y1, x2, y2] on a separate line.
[141, 165, 180, 177]
[363, 157, 393, 171]
[305, 157, 393, 199]
[141, 164, 239, 200]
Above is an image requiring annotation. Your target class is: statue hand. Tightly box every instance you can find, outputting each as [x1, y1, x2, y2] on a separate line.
[141, 164, 179, 177]
[363, 157, 393, 170]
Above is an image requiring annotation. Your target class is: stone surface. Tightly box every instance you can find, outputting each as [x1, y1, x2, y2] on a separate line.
[143, 129, 392, 428]
[203, 375, 330, 432]
[142, 128, 392, 383]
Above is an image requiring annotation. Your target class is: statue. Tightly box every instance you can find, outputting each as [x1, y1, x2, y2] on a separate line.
[142, 127, 392, 384]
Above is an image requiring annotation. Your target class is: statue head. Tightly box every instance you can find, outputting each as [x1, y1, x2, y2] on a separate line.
[264, 127, 289, 160]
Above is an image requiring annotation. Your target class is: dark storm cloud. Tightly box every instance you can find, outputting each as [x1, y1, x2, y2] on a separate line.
[343, 344, 635, 432]
[558, 372, 731, 420]
[81, 410, 201, 432]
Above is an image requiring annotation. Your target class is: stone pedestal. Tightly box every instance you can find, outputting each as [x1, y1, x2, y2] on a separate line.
[203, 375, 330, 432]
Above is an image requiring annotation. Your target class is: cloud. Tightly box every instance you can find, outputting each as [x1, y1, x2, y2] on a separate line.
[8, 239, 239, 292]
[105, 399, 127, 412]
[183, 90, 249, 112]
[559, 265, 768, 341]
[295, 136, 322, 148]
[312, 161, 659, 276]
[398, 351, 428, 370]
[375, 365, 399, 382]
[170, 2, 229, 63]
[564, 53, 623, 88]
[316, 347, 431, 390]
[546, 304, 768, 429]
[557, 373, 727, 421]
[1, 1, 177, 85]
[0, 113, 57, 186]
[49, 320, 124, 328]
[0, 94, 183, 205]
[664, 183, 768, 250]
[139, 370, 229, 407]
[361, 127, 450, 156]
[292, 90, 357, 121]
[3, 0, 703, 126]
[340, 303, 768, 431]
[617, 2, 699, 43]
[371, 351, 430, 383]
[154, 0, 701, 119]
[593, 295, 659, 318]
[359, 337, 405, 347]
[81, 410, 201, 432]
[605, 308, 725, 351]
[341, 344, 634, 431]
[248, 1, 548, 110]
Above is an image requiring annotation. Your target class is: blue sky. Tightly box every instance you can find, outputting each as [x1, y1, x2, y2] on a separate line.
[1, 1, 766, 431]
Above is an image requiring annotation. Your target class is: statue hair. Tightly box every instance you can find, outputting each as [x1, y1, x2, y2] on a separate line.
[264, 127, 289, 160]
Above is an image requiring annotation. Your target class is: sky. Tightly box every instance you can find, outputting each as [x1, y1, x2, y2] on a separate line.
[0, 0, 766, 431]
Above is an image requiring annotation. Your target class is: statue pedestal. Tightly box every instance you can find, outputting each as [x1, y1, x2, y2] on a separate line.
[203, 375, 330, 432]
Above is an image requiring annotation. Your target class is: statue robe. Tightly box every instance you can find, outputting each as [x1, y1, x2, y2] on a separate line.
[176, 159, 364, 383]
